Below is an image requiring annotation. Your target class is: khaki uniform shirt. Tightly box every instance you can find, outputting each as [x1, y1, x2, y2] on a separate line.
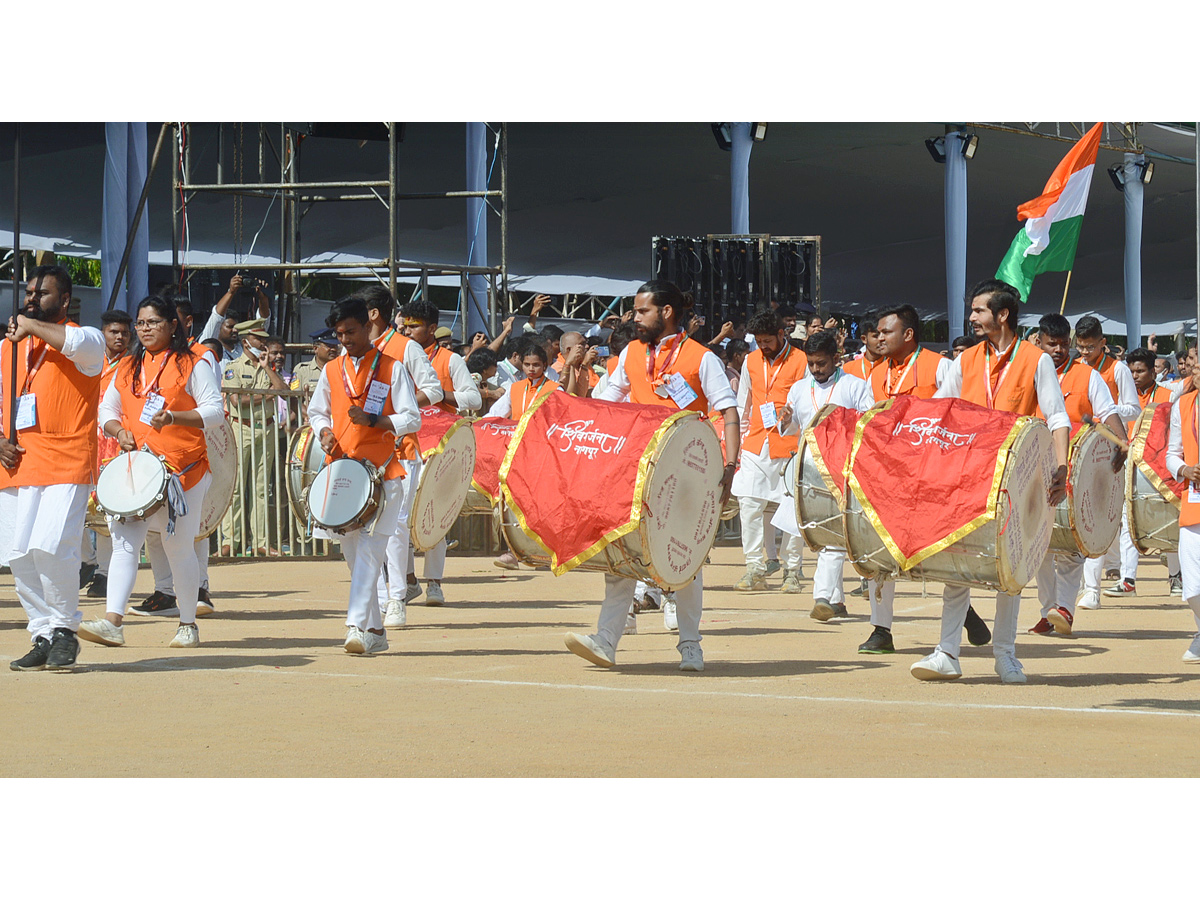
[290, 359, 325, 395]
[222, 353, 277, 424]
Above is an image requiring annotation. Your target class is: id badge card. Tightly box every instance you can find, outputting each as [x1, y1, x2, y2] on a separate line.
[1190, 482, 1200, 506]
[14, 394, 36, 431]
[363, 379, 389, 416]
[140, 391, 166, 425]
[665, 372, 698, 409]
[759, 401, 778, 430]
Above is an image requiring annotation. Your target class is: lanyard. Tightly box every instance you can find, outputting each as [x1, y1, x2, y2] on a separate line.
[340, 350, 383, 402]
[810, 371, 840, 413]
[885, 348, 920, 397]
[521, 376, 547, 412]
[103, 354, 122, 377]
[1056, 357, 1073, 385]
[761, 343, 793, 396]
[135, 350, 174, 399]
[21, 339, 50, 395]
[983, 337, 1021, 410]
[375, 327, 398, 351]
[646, 331, 686, 384]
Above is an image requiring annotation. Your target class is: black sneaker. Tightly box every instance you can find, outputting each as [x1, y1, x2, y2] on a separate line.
[45, 628, 80, 671]
[858, 625, 895, 654]
[829, 601, 849, 618]
[850, 578, 868, 597]
[10, 636, 51, 671]
[79, 562, 98, 589]
[195, 587, 214, 618]
[964, 604, 991, 646]
[128, 591, 179, 617]
[86, 573, 108, 598]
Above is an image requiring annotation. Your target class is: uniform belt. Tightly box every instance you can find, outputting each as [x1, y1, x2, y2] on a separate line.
[232, 416, 275, 425]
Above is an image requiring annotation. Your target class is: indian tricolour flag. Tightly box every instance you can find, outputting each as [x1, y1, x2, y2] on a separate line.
[995, 122, 1104, 301]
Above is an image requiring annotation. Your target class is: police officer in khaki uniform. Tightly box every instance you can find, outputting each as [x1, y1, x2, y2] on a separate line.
[220, 318, 288, 556]
[289, 327, 340, 395]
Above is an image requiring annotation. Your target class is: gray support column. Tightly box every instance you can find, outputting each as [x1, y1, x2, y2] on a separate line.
[125, 123, 149, 311]
[944, 131, 968, 338]
[731, 123, 752, 234]
[100, 122, 148, 321]
[1122, 152, 1144, 348]
[465, 122, 489, 337]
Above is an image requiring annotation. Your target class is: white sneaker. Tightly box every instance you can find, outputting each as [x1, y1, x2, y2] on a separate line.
[78, 618, 125, 647]
[425, 582, 445, 606]
[494, 552, 520, 570]
[384, 599, 407, 628]
[403, 582, 423, 603]
[623, 613, 638, 635]
[1076, 590, 1100, 611]
[362, 630, 389, 655]
[910, 649, 962, 681]
[344, 626, 366, 654]
[994, 653, 1027, 684]
[1183, 634, 1200, 664]
[168, 623, 199, 649]
[564, 632, 615, 667]
[678, 640, 704, 672]
[663, 596, 678, 632]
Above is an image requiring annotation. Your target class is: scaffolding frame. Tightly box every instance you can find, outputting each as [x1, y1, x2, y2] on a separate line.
[170, 122, 509, 341]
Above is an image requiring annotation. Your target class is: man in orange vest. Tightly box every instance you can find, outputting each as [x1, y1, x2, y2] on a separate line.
[307, 296, 421, 654]
[913, 279, 1070, 685]
[1162, 363, 1200, 664]
[2, 266, 105, 671]
[564, 280, 739, 673]
[731, 310, 808, 593]
[841, 313, 885, 382]
[1030, 313, 1124, 637]
[401, 299, 481, 606]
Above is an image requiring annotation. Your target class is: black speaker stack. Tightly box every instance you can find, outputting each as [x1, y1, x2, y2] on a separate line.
[651, 234, 820, 327]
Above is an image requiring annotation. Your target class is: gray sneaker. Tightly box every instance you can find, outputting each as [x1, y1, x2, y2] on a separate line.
[678, 640, 704, 672]
[425, 581, 445, 606]
[564, 632, 615, 668]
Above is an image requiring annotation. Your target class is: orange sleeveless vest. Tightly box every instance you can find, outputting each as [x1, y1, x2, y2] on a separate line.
[188, 337, 219, 367]
[842, 354, 883, 382]
[1092, 354, 1121, 403]
[958, 337, 1042, 416]
[114, 349, 209, 491]
[1041, 359, 1094, 425]
[742, 344, 808, 457]
[870, 347, 942, 401]
[328, 350, 405, 480]
[623, 333, 711, 413]
[0, 321, 101, 488]
[1179, 391, 1200, 527]
[375, 329, 420, 462]
[425, 344, 457, 414]
[510, 376, 559, 420]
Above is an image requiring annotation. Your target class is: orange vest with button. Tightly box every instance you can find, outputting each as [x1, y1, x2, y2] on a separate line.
[623, 334, 711, 413]
[1041, 359, 1094, 425]
[425, 344, 457, 414]
[328, 350, 405, 481]
[870, 347, 943, 402]
[375, 329, 420, 462]
[842, 354, 883, 382]
[957, 338, 1043, 416]
[114, 350, 209, 491]
[0, 322, 101, 488]
[742, 345, 809, 458]
[509, 376, 559, 420]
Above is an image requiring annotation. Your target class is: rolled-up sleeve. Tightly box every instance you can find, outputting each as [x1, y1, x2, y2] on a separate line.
[61, 325, 105, 376]
[387, 360, 421, 437]
[1034, 353, 1070, 433]
[186, 360, 227, 431]
[307, 367, 333, 437]
[98, 378, 124, 431]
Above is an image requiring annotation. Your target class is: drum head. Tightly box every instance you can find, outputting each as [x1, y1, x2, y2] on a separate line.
[1064, 426, 1123, 557]
[96, 451, 169, 518]
[286, 426, 324, 523]
[308, 458, 374, 529]
[641, 415, 723, 589]
[145, 416, 238, 539]
[410, 419, 477, 552]
[994, 422, 1057, 593]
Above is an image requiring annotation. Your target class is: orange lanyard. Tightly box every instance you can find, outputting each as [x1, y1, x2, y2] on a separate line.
[135, 351, 174, 399]
[339, 350, 382, 402]
[21, 340, 49, 395]
[520, 376, 547, 413]
[810, 371, 840, 411]
[761, 343, 793, 396]
[646, 332, 686, 385]
[983, 338, 1021, 410]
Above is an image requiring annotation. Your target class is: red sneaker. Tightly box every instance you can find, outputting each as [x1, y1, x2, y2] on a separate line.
[1028, 617, 1054, 635]
[1047, 605, 1074, 636]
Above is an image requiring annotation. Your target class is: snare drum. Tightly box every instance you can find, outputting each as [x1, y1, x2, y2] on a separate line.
[286, 425, 325, 524]
[95, 451, 170, 523]
[306, 457, 384, 534]
[1047, 424, 1123, 557]
[1126, 404, 1182, 553]
[409, 417, 477, 551]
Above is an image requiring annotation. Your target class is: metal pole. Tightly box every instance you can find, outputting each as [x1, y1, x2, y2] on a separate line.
[106, 122, 170, 311]
[500, 123, 509, 316]
[217, 122, 225, 184]
[1195, 125, 1199, 345]
[279, 125, 288, 327]
[9, 124, 20, 441]
[944, 129, 968, 338]
[171, 123, 180, 284]
[388, 122, 398, 301]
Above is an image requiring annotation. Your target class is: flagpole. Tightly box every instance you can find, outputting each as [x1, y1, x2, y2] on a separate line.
[8, 124, 20, 444]
[1059, 270, 1073, 315]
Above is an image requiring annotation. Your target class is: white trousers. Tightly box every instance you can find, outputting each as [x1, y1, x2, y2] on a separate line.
[1174, 524, 1200, 632]
[738, 496, 803, 576]
[108, 473, 210, 623]
[338, 478, 403, 631]
[1, 484, 89, 639]
[1083, 530, 1125, 592]
[81, 527, 115, 575]
[597, 571, 703, 652]
[869, 579, 897, 629]
[146, 530, 210, 593]
[1117, 517, 1139, 581]
[377, 458, 420, 610]
[1166, 552, 1180, 577]
[812, 547, 846, 603]
[1036, 550, 1084, 618]
[408, 539, 447, 581]
[938, 584, 1020, 660]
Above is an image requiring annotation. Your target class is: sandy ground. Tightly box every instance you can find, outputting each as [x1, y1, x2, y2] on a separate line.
[3, 542, 1199, 778]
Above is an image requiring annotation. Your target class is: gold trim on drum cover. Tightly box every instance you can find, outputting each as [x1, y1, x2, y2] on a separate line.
[803, 403, 846, 505]
[1128, 405, 1183, 509]
[846, 399, 1027, 571]
[420, 416, 471, 462]
[498, 389, 697, 576]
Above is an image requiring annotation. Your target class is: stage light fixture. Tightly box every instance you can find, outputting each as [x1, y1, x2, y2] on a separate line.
[961, 133, 979, 159]
[1141, 160, 1154, 184]
[711, 123, 732, 152]
[752, 123, 768, 142]
[1108, 163, 1126, 192]
[925, 137, 946, 164]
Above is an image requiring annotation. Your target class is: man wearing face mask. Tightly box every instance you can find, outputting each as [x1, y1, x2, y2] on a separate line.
[220, 318, 287, 556]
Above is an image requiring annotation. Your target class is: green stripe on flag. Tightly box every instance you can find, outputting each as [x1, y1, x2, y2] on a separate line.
[995, 216, 1084, 301]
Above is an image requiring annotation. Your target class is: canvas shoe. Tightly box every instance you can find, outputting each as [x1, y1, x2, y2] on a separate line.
[9, 636, 51, 672]
[763, 560, 782, 577]
[1028, 617, 1054, 635]
[663, 597, 678, 632]
[128, 590, 179, 617]
[678, 640, 704, 672]
[1076, 589, 1101, 610]
[384, 599, 407, 628]
[46, 628, 80, 670]
[781, 572, 803, 593]
[78, 618, 126, 647]
[168, 623, 199, 649]
[564, 632, 615, 668]
[494, 552, 520, 570]
[994, 653, 1027, 684]
[344, 626, 366, 654]
[910, 649, 962, 681]
[810, 599, 836, 622]
[858, 625, 895, 654]
[1183, 634, 1200, 664]
[1047, 605, 1074, 636]
[425, 582, 445, 606]
[1103, 579, 1136, 597]
[735, 570, 767, 591]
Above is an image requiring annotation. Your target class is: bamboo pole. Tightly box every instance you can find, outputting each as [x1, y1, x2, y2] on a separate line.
[1059, 270, 1073, 315]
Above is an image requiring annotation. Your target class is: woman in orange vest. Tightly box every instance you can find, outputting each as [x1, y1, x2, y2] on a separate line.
[1163, 367, 1200, 663]
[482, 341, 563, 421]
[80, 296, 225, 651]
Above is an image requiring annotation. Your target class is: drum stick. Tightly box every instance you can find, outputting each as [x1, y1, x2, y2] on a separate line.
[1080, 415, 1129, 451]
[8, 125, 21, 445]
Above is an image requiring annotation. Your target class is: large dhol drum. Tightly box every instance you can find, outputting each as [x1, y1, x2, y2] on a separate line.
[86, 429, 125, 536]
[409, 416, 477, 552]
[181, 414, 238, 539]
[1046, 424, 1123, 557]
[845, 409, 1057, 595]
[462, 417, 517, 515]
[95, 451, 170, 522]
[286, 425, 325, 524]
[1126, 404, 1182, 553]
[306, 457, 383, 534]
[794, 404, 859, 553]
[500, 393, 725, 590]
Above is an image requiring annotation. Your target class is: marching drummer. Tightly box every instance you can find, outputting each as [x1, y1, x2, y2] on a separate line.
[79, 296, 225, 650]
[777, 329, 874, 620]
[307, 296, 421, 655]
[913, 279, 1070, 684]
[1029, 314, 1125, 638]
[563, 280, 739, 673]
[1161, 363, 1200, 664]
